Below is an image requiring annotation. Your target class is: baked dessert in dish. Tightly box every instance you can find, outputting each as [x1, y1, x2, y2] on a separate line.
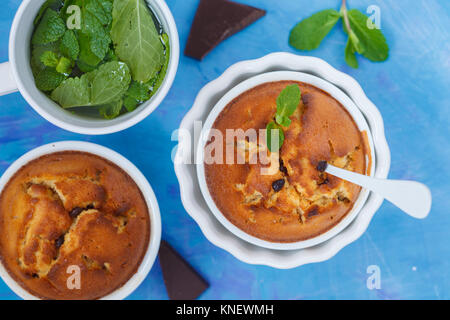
[204, 81, 370, 243]
[0, 151, 150, 299]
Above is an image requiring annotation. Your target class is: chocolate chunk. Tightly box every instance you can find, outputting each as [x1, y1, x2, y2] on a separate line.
[55, 235, 65, 248]
[307, 207, 319, 217]
[272, 179, 285, 192]
[316, 161, 328, 172]
[185, 0, 266, 60]
[159, 240, 209, 300]
[279, 159, 288, 175]
[317, 173, 329, 185]
[69, 207, 83, 219]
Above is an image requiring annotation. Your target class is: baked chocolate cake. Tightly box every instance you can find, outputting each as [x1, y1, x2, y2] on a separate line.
[204, 81, 370, 242]
[0, 151, 150, 299]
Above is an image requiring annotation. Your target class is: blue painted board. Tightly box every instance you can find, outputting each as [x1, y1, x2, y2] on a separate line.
[0, 0, 448, 300]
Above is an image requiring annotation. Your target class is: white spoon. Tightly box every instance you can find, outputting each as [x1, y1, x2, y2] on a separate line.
[318, 162, 432, 219]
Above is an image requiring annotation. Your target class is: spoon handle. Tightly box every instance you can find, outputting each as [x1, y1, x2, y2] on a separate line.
[325, 164, 432, 219]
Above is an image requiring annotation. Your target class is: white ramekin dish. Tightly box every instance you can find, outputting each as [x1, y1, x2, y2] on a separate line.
[174, 52, 391, 269]
[0, 0, 179, 135]
[0, 141, 162, 299]
[196, 71, 376, 251]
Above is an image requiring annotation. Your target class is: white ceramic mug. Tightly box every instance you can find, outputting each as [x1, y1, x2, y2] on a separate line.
[0, 0, 179, 135]
[0, 141, 162, 299]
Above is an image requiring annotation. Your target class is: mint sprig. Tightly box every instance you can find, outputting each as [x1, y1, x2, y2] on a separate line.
[266, 84, 301, 152]
[289, 0, 389, 68]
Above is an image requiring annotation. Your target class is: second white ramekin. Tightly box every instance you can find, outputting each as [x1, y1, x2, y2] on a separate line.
[0, 141, 162, 299]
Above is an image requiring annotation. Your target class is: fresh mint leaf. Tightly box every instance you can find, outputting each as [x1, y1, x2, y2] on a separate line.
[32, 9, 66, 45]
[275, 115, 290, 128]
[40, 51, 59, 67]
[51, 75, 91, 108]
[275, 84, 301, 127]
[123, 80, 151, 112]
[56, 57, 73, 75]
[78, 32, 103, 67]
[288, 1, 390, 68]
[100, 0, 113, 15]
[152, 33, 171, 94]
[345, 38, 358, 68]
[127, 81, 151, 102]
[60, 30, 79, 60]
[346, 9, 389, 62]
[266, 84, 301, 151]
[51, 61, 130, 108]
[111, 0, 165, 82]
[34, 0, 64, 25]
[348, 30, 364, 54]
[81, 9, 111, 61]
[105, 48, 118, 61]
[289, 9, 340, 50]
[31, 42, 60, 76]
[86, 0, 111, 26]
[99, 100, 123, 119]
[35, 67, 66, 91]
[76, 59, 98, 73]
[266, 121, 285, 153]
[40, 51, 73, 74]
[87, 61, 131, 105]
[123, 95, 139, 112]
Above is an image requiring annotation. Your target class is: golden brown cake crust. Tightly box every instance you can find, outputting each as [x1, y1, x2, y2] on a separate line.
[0, 151, 150, 300]
[205, 81, 368, 242]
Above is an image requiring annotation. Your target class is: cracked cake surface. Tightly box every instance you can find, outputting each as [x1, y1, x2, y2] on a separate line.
[0, 151, 150, 299]
[204, 81, 369, 242]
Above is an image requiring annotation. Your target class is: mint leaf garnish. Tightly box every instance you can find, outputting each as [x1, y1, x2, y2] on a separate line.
[275, 84, 301, 127]
[289, 9, 341, 50]
[32, 9, 66, 45]
[266, 121, 285, 153]
[266, 84, 301, 152]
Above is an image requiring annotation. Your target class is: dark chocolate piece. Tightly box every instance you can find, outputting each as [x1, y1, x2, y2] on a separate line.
[159, 240, 209, 300]
[316, 160, 328, 172]
[185, 0, 266, 60]
[307, 207, 319, 217]
[272, 179, 285, 192]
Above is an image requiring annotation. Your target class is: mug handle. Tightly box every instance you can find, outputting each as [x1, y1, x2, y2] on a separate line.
[0, 62, 18, 96]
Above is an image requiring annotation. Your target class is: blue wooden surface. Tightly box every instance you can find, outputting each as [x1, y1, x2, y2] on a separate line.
[0, 0, 449, 300]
